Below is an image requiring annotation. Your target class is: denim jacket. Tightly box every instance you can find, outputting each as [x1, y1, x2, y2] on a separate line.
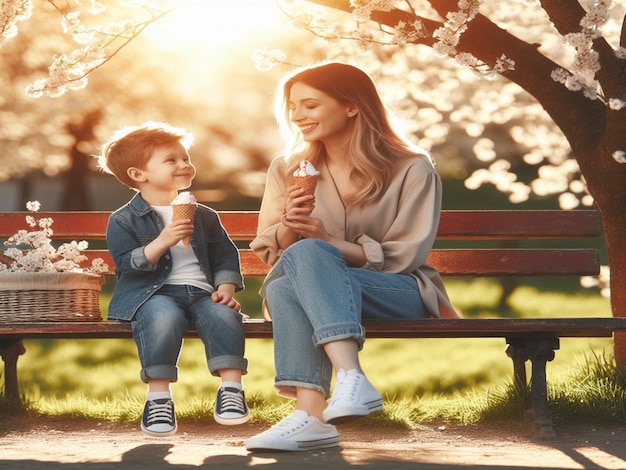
[106, 193, 243, 321]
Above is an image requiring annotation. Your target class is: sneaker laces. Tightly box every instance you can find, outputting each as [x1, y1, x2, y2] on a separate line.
[269, 412, 309, 436]
[218, 388, 246, 413]
[330, 370, 361, 404]
[145, 400, 174, 425]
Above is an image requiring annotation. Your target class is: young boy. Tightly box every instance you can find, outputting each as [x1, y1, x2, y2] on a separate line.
[97, 121, 249, 437]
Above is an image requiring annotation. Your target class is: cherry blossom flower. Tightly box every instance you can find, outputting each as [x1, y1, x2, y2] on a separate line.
[0, 202, 109, 274]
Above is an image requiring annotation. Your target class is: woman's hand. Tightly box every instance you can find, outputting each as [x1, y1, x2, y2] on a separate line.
[280, 184, 366, 266]
[284, 184, 315, 216]
[281, 211, 365, 266]
[281, 213, 330, 241]
[281, 184, 329, 240]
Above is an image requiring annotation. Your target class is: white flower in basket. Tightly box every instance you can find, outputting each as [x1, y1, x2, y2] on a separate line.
[0, 201, 109, 322]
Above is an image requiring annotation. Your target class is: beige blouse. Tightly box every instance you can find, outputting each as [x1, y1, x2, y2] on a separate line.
[250, 155, 459, 319]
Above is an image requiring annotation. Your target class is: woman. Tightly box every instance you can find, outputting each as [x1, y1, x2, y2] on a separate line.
[245, 62, 457, 452]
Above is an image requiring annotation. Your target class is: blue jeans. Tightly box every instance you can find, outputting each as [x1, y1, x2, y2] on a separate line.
[131, 284, 247, 383]
[262, 239, 427, 398]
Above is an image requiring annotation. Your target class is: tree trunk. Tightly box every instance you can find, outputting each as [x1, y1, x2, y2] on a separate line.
[576, 138, 626, 367]
[581, 149, 626, 365]
[601, 208, 626, 364]
[61, 110, 101, 211]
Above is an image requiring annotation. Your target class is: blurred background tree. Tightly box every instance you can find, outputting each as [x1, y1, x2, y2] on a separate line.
[3, 1, 581, 212]
[0, 1, 324, 210]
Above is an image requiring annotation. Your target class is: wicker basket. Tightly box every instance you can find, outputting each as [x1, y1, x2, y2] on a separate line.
[0, 272, 104, 322]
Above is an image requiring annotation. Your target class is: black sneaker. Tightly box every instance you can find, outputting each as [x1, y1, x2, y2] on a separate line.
[214, 387, 250, 425]
[141, 398, 177, 437]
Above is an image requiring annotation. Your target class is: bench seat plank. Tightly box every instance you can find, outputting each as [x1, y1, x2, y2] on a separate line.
[1, 318, 625, 340]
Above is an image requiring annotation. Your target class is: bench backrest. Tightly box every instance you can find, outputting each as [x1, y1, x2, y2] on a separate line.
[0, 210, 602, 279]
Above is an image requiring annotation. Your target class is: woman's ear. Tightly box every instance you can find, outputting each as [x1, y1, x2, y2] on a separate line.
[127, 167, 146, 183]
[347, 105, 358, 118]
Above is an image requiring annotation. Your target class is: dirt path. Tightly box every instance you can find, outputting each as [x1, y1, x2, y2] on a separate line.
[2, 416, 626, 469]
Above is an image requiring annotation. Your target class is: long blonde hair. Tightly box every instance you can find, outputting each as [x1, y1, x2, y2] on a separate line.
[274, 62, 430, 206]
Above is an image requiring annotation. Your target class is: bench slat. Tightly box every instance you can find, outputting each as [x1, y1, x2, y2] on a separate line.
[0, 210, 602, 240]
[437, 210, 602, 239]
[430, 248, 599, 276]
[0, 211, 260, 241]
[0, 212, 110, 241]
[2, 318, 625, 339]
[82, 248, 599, 278]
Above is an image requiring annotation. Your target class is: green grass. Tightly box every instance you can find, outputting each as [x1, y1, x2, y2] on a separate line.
[2, 279, 623, 429]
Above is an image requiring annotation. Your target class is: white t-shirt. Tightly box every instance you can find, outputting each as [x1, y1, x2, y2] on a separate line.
[152, 205, 214, 293]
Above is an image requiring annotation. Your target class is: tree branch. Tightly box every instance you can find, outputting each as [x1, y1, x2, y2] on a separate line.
[303, 0, 606, 151]
[540, 0, 624, 105]
[303, 0, 440, 46]
[460, 13, 605, 149]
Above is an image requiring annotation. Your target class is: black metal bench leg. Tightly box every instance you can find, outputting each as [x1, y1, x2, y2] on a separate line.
[0, 339, 26, 403]
[506, 346, 529, 405]
[506, 340, 531, 412]
[506, 337, 559, 438]
[528, 338, 558, 438]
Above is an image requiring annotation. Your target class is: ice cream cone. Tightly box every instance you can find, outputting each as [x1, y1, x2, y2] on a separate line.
[172, 203, 196, 248]
[294, 174, 319, 197]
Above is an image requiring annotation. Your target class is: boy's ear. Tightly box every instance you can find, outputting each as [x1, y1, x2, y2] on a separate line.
[127, 167, 146, 183]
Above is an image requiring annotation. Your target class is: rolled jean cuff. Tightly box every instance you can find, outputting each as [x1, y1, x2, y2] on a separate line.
[208, 355, 249, 377]
[313, 322, 366, 350]
[275, 379, 327, 399]
[141, 364, 179, 383]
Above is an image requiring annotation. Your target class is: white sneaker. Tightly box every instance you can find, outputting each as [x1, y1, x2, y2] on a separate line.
[322, 369, 383, 425]
[245, 410, 339, 452]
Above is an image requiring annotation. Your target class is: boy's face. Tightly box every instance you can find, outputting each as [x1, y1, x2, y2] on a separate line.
[129, 142, 196, 191]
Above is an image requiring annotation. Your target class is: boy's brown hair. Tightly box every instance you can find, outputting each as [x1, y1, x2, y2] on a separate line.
[97, 121, 194, 189]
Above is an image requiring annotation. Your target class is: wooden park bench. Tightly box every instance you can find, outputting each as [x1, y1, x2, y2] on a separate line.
[1, 209, 625, 437]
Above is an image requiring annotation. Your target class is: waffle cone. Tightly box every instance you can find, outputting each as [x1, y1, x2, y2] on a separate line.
[294, 175, 319, 197]
[172, 203, 196, 248]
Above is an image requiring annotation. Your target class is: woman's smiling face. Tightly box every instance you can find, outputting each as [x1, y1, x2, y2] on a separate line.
[288, 82, 356, 145]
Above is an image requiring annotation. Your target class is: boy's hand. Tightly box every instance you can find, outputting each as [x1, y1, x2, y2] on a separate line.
[160, 219, 194, 248]
[212, 290, 241, 312]
[143, 219, 193, 265]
